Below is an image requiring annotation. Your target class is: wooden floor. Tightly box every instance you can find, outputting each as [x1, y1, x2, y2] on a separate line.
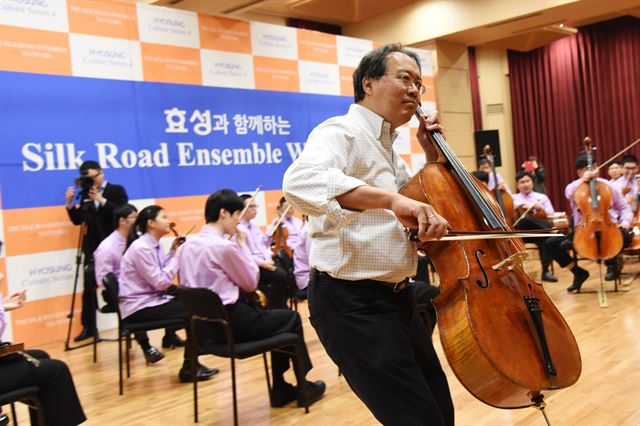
[10, 255, 640, 426]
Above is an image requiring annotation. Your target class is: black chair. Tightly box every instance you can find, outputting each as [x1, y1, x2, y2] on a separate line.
[0, 387, 44, 426]
[177, 287, 309, 425]
[273, 248, 300, 311]
[102, 273, 188, 395]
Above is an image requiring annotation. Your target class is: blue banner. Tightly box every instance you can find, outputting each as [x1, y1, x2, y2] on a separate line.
[0, 71, 352, 209]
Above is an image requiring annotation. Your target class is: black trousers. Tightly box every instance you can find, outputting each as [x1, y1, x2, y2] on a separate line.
[545, 228, 632, 268]
[126, 300, 190, 358]
[514, 216, 553, 270]
[0, 350, 86, 426]
[308, 271, 454, 426]
[81, 263, 98, 330]
[258, 264, 291, 309]
[216, 301, 312, 383]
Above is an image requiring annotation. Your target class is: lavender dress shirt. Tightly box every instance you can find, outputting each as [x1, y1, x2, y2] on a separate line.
[511, 191, 555, 216]
[0, 296, 5, 339]
[238, 219, 272, 264]
[487, 172, 512, 194]
[94, 230, 126, 287]
[118, 233, 178, 319]
[565, 177, 633, 228]
[179, 225, 259, 306]
[611, 175, 639, 200]
[264, 216, 304, 249]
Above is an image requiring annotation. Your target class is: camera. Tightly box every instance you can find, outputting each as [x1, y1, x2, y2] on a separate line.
[75, 175, 94, 201]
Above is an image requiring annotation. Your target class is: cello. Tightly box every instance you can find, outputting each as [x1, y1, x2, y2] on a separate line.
[483, 145, 515, 225]
[572, 137, 623, 261]
[629, 190, 640, 250]
[399, 106, 581, 413]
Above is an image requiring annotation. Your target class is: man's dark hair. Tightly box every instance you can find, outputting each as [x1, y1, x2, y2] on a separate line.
[610, 159, 623, 166]
[79, 160, 101, 175]
[239, 194, 252, 201]
[471, 170, 489, 184]
[575, 154, 589, 170]
[113, 204, 138, 228]
[515, 171, 534, 182]
[205, 189, 245, 223]
[352, 43, 421, 103]
[478, 159, 491, 168]
[622, 154, 638, 165]
[278, 196, 287, 207]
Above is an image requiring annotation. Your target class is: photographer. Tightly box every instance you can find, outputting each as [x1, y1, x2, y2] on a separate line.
[65, 161, 128, 342]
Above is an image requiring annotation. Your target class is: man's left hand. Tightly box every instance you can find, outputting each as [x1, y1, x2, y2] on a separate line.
[416, 110, 445, 153]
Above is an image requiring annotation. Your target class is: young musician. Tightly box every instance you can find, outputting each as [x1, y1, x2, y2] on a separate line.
[478, 159, 512, 194]
[263, 197, 304, 250]
[544, 155, 633, 291]
[94, 204, 164, 364]
[607, 160, 623, 182]
[178, 190, 326, 407]
[237, 194, 291, 309]
[0, 274, 86, 426]
[283, 44, 453, 425]
[612, 155, 639, 200]
[511, 171, 557, 282]
[118, 205, 217, 382]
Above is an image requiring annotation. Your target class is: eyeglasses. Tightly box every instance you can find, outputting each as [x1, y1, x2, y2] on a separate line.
[386, 72, 426, 95]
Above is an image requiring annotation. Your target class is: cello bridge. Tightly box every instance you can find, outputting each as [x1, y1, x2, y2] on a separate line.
[492, 252, 527, 271]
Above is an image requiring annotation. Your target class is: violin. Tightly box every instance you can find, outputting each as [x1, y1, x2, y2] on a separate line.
[483, 145, 515, 226]
[572, 137, 623, 261]
[270, 204, 293, 258]
[628, 191, 640, 250]
[399, 105, 580, 410]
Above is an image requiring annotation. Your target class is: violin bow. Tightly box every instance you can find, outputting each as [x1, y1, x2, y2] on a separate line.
[595, 137, 640, 172]
[228, 186, 261, 240]
[269, 204, 292, 238]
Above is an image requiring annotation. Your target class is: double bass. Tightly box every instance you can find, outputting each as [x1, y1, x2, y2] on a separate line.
[399, 106, 580, 411]
[572, 137, 622, 261]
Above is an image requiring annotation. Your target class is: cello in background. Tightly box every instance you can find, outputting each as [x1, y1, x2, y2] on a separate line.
[483, 145, 515, 226]
[400, 106, 580, 423]
[572, 137, 623, 262]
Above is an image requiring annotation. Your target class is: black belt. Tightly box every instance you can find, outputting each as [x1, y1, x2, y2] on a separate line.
[314, 270, 409, 292]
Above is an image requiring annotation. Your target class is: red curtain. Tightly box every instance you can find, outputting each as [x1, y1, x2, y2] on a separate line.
[508, 16, 640, 211]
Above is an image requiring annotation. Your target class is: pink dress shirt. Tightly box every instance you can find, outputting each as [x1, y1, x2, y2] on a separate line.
[511, 191, 555, 216]
[264, 216, 304, 249]
[93, 230, 126, 288]
[179, 225, 259, 306]
[565, 177, 633, 228]
[118, 233, 178, 319]
[238, 219, 272, 264]
[0, 296, 6, 339]
[611, 175, 639, 200]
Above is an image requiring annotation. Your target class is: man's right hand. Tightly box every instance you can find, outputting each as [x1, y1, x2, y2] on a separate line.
[388, 194, 448, 241]
[259, 260, 277, 271]
[65, 186, 75, 205]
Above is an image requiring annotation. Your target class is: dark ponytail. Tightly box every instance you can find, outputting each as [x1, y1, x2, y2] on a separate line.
[126, 205, 163, 250]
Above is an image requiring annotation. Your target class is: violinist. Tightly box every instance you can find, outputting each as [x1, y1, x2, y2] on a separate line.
[612, 155, 638, 200]
[283, 44, 453, 426]
[478, 158, 512, 194]
[607, 160, 623, 182]
[292, 215, 311, 296]
[511, 171, 557, 282]
[544, 155, 633, 291]
[119, 205, 217, 382]
[238, 194, 291, 309]
[178, 190, 326, 408]
[264, 197, 304, 250]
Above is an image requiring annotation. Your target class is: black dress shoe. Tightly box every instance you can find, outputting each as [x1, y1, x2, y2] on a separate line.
[541, 271, 558, 282]
[162, 334, 186, 348]
[100, 303, 117, 314]
[604, 266, 619, 281]
[74, 328, 97, 342]
[297, 380, 326, 407]
[143, 347, 165, 364]
[0, 412, 9, 426]
[270, 383, 297, 407]
[567, 268, 589, 293]
[178, 364, 219, 383]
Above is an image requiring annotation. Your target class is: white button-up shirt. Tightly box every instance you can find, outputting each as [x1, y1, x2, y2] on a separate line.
[283, 104, 417, 283]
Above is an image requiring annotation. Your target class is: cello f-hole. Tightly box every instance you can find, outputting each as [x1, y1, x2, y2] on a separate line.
[474, 249, 490, 288]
